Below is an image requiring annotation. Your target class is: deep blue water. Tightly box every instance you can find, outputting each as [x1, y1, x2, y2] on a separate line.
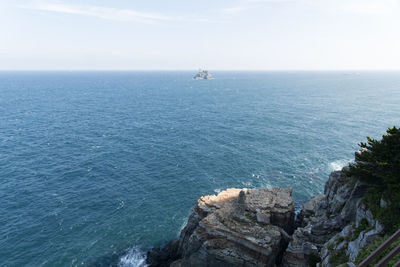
[0, 71, 399, 266]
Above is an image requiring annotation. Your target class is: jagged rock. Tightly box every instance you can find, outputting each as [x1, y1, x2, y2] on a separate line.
[282, 168, 374, 267]
[339, 180, 366, 224]
[324, 171, 353, 215]
[283, 166, 386, 267]
[346, 220, 384, 261]
[256, 209, 271, 224]
[319, 225, 353, 265]
[148, 161, 386, 266]
[355, 203, 375, 227]
[380, 198, 388, 208]
[298, 194, 327, 227]
[282, 231, 318, 267]
[147, 240, 180, 267]
[147, 187, 295, 267]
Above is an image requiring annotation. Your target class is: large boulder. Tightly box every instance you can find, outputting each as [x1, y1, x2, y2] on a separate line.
[148, 187, 295, 267]
[148, 167, 383, 267]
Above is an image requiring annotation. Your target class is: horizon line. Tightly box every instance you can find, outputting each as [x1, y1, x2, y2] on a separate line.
[1, 69, 400, 72]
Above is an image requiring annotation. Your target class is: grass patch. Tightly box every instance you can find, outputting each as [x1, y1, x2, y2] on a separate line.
[355, 235, 400, 266]
[335, 235, 351, 244]
[245, 214, 258, 224]
[362, 188, 400, 235]
[351, 218, 373, 241]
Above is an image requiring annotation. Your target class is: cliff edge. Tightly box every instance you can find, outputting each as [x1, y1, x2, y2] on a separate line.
[147, 187, 295, 266]
[146, 167, 390, 266]
[146, 127, 400, 266]
[282, 168, 385, 266]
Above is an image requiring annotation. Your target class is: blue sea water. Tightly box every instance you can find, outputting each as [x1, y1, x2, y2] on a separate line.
[0, 71, 399, 266]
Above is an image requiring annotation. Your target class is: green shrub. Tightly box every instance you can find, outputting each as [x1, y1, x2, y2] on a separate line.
[309, 252, 320, 267]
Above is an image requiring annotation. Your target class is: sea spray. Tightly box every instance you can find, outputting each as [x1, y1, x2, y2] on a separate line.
[118, 246, 147, 267]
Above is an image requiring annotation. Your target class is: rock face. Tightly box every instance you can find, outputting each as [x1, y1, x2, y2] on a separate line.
[147, 167, 385, 266]
[147, 187, 295, 267]
[282, 169, 384, 267]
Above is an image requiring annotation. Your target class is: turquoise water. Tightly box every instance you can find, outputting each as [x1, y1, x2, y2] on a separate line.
[0, 71, 399, 266]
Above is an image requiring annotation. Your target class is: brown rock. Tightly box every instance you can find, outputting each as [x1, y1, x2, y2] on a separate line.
[148, 187, 295, 267]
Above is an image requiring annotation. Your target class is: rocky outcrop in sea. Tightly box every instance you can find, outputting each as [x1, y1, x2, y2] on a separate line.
[147, 166, 385, 266]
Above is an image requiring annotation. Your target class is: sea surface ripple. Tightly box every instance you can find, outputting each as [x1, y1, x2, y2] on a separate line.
[0, 71, 399, 266]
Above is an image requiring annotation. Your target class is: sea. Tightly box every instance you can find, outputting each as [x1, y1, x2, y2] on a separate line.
[0, 71, 399, 266]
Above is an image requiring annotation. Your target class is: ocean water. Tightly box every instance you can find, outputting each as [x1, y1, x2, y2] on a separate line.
[0, 71, 399, 266]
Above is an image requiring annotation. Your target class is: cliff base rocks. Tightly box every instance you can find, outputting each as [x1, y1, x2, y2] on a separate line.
[147, 187, 295, 267]
[147, 169, 385, 266]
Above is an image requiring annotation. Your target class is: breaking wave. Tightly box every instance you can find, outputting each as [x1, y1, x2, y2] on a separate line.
[118, 246, 147, 267]
[328, 159, 352, 171]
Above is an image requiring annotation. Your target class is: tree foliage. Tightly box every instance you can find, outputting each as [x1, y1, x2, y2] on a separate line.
[347, 126, 400, 187]
[345, 126, 400, 233]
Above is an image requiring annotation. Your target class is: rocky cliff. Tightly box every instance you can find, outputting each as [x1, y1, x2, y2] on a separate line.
[147, 187, 295, 266]
[147, 168, 385, 266]
[282, 168, 385, 266]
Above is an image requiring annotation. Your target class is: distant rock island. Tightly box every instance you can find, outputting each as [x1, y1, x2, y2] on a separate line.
[193, 69, 214, 80]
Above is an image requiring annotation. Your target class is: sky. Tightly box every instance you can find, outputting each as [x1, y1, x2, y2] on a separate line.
[1, 0, 400, 70]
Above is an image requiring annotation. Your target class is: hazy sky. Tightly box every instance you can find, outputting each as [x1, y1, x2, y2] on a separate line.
[1, 0, 400, 70]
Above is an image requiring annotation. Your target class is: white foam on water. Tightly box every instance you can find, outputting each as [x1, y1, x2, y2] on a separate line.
[117, 200, 125, 210]
[241, 181, 253, 187]
[261, 183, 272, 189]
[118, 246, 147, 267]
[214, 188, 221, 194]
[328, 159, 352, 171]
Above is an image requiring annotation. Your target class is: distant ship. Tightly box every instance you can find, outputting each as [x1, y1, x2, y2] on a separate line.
[193, 69, 214, 80]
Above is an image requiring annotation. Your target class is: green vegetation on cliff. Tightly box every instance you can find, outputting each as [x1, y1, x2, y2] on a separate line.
[355, 235, 400, 266]
[345, 126, 400, 233]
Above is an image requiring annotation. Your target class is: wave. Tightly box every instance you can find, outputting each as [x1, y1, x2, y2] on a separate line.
[328, 159, 352, 171]
[118, 246, 147, 267]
